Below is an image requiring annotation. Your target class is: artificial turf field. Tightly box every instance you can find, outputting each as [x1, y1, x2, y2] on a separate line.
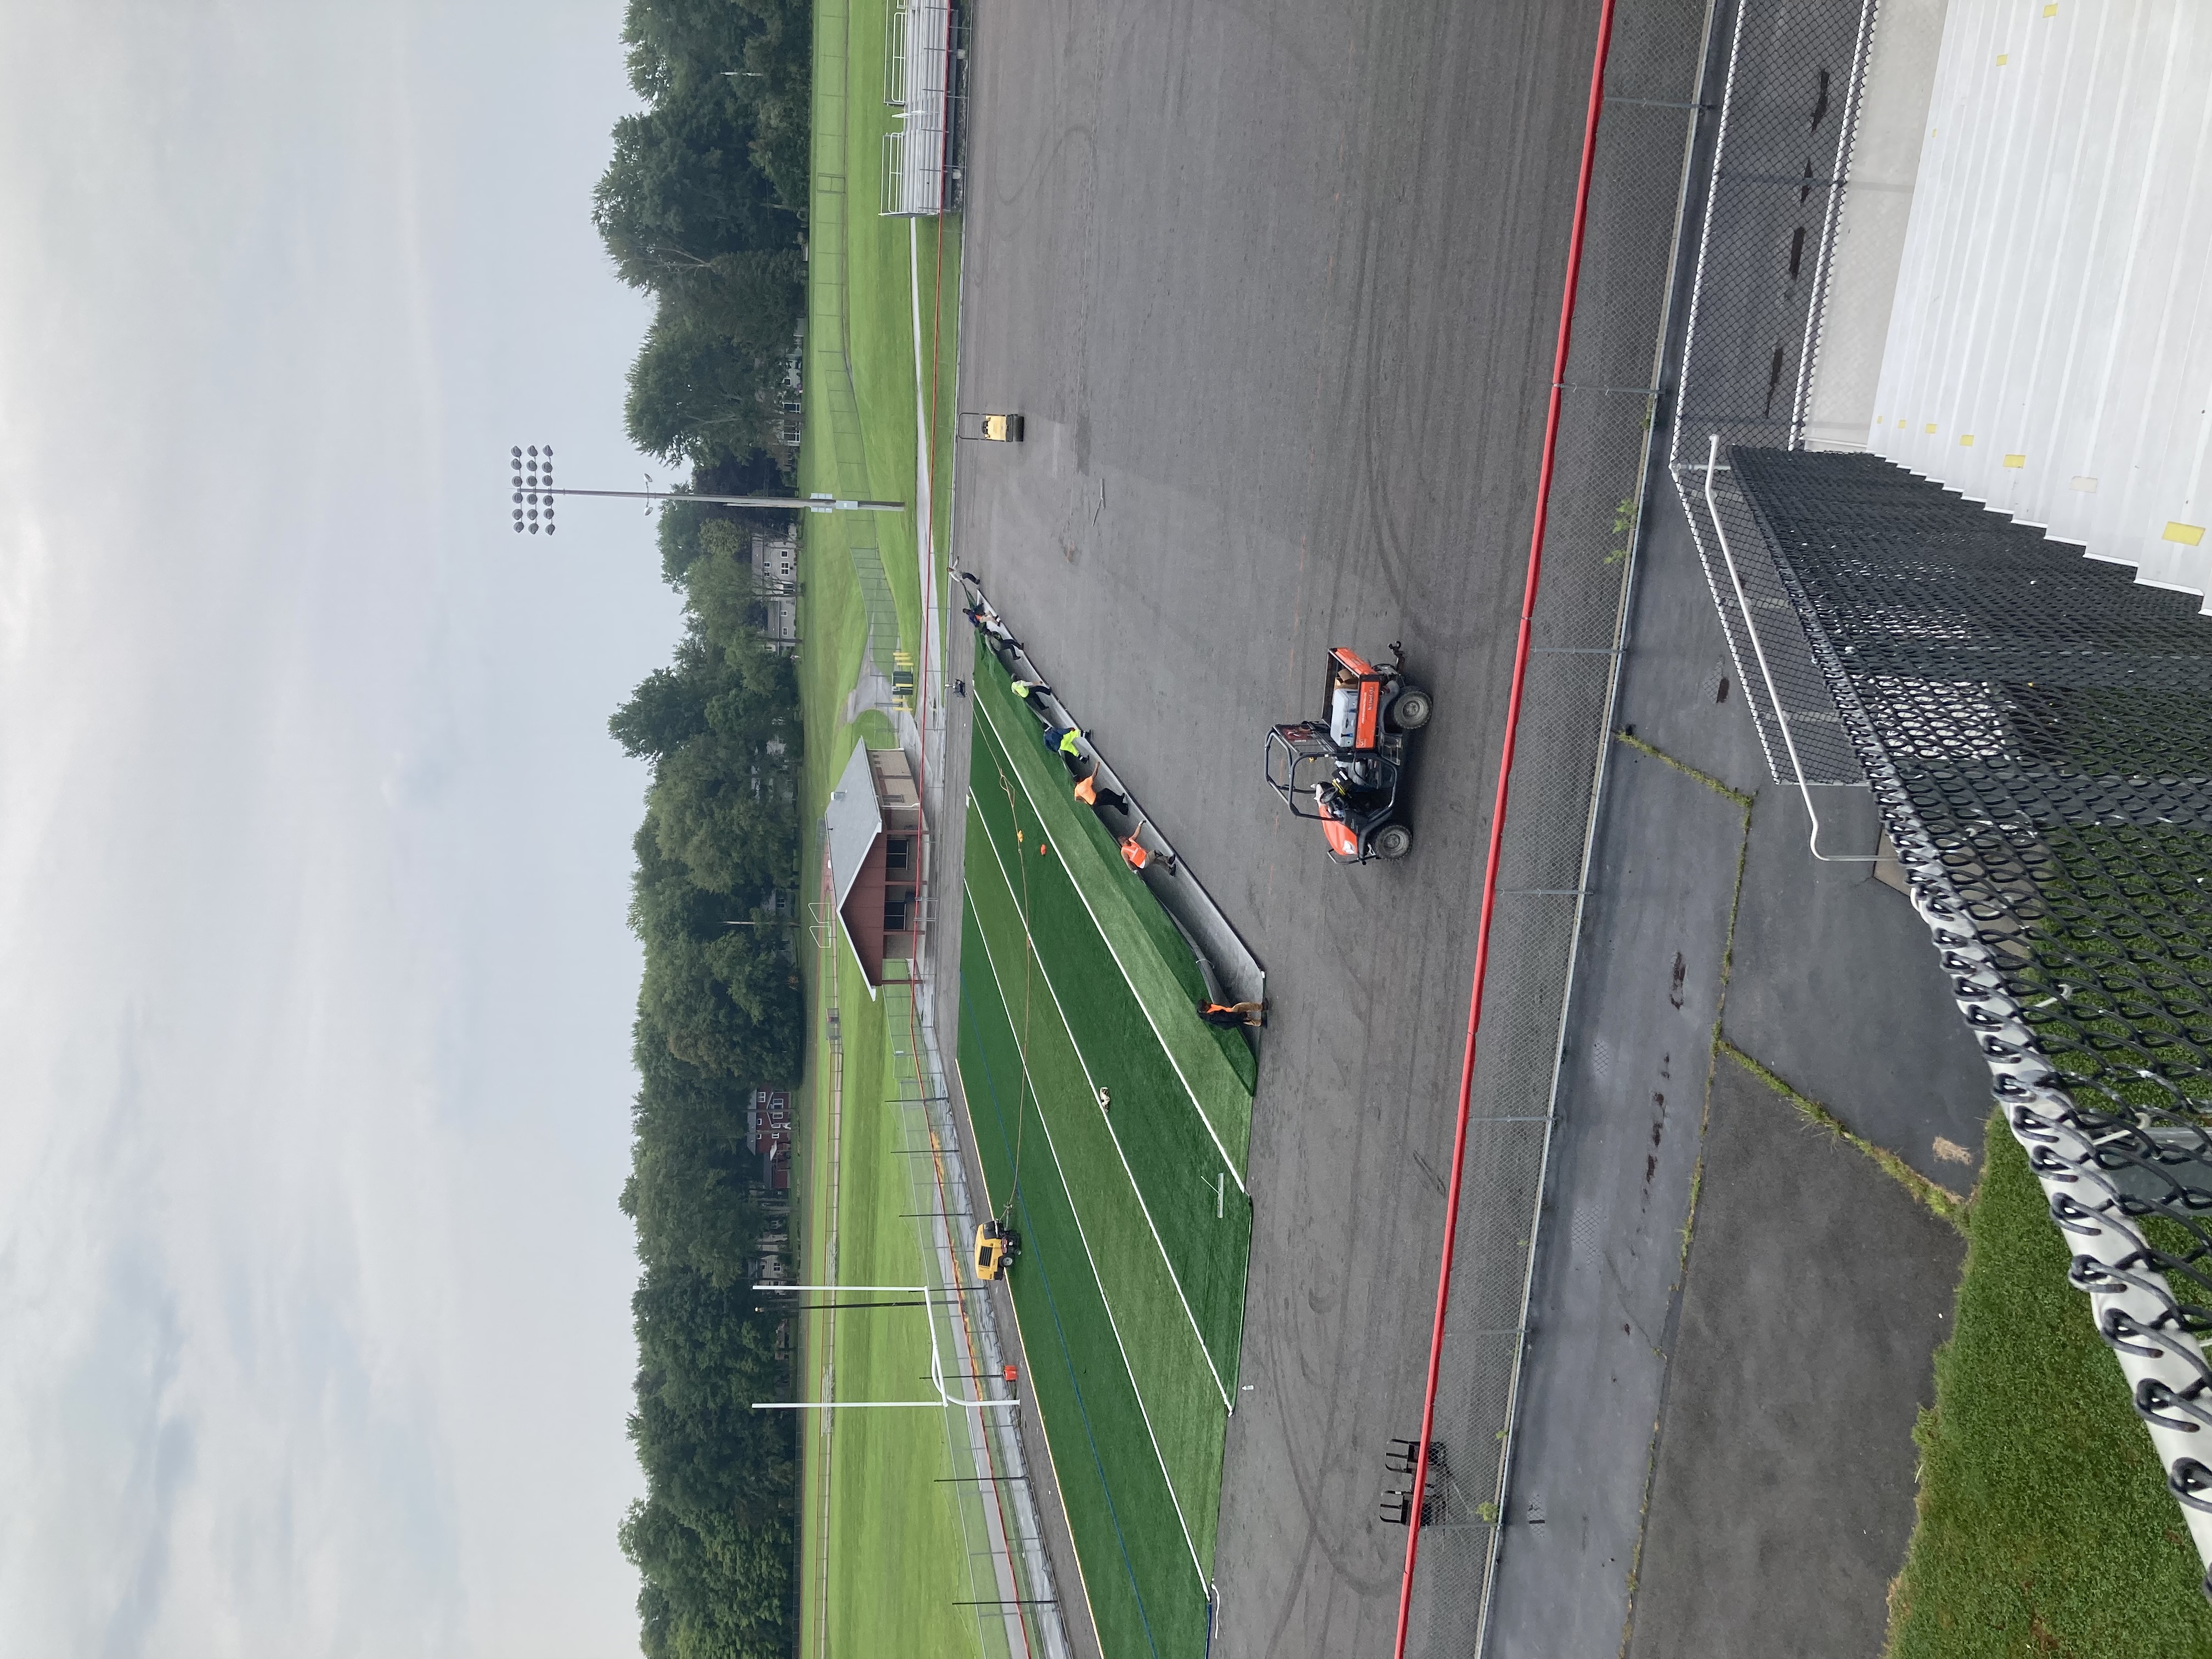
[956, 654, 1259, 1659]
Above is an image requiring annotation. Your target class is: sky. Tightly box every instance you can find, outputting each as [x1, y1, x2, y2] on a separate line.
[0, 5, 682, 1654]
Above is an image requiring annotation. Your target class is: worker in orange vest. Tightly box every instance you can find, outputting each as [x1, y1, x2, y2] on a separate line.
[1119, 821, 1178, 876]
[1197, 998, 1267, 1029]
[1074, 764, 1130, 817]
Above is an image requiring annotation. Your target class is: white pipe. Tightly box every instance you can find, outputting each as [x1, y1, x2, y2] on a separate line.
[1702, 434, 1877, 862]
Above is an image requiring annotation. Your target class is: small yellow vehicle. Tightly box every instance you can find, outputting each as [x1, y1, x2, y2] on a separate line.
[973, 1219, 1020, 1281]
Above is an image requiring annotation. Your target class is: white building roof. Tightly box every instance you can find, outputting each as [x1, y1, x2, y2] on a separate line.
[824, 740, 883, 917]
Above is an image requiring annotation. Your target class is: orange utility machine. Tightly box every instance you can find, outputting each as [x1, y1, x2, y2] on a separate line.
[1264, 644, 1431, 864]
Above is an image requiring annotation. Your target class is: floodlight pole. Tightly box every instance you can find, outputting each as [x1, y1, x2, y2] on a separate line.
[503, 442, 902, 539]
[544, 486, 905, 514]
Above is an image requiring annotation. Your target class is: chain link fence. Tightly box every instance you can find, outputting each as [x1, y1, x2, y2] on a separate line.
[1723, 446, 2212, 1588]
[1667, 0, 1877, 788]
[883, 978, 1072, 1659]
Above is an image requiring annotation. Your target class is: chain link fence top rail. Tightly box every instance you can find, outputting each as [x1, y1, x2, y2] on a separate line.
[1397, 0, 1719, 1651]
[1731, 444, 2212, 1590]
[1666, 0, 1878, 788]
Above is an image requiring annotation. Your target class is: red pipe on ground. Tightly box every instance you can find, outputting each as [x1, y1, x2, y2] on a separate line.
[1392, 2, 1620, 1652]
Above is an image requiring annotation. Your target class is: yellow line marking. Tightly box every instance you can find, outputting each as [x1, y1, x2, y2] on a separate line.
[1925, 423, 1939, 435]
[2004, 454, 2026, 469]
[2044, 3, 2057, 15]
[2072, 476, 2098, 492]
[1898, 417, 1908, 428]
[1960, 433, 1975, 447]
[1997, 52, 2010, 65]
[2165, 522, 2207, 548]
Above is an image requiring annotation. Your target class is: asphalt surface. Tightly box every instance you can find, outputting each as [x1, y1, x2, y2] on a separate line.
[1484, 720, 1752, 1659]
[945, 0, 1621, 1652]
[940, 0, 1988, 1654]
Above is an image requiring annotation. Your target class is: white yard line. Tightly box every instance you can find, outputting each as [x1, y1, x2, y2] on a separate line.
[968, 797, 1233, 1409]
[972, 692, 1248, 1194]
[962, 881, 1211, 1589]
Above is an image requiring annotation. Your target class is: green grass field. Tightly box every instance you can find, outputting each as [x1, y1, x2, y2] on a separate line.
[800, 951, 989, 1659]
[796, 0, 962, 679]
[956, 654, 1258, 1659]
[1884, 1113, 2212, 1658]
[789, 0, 972, 1648]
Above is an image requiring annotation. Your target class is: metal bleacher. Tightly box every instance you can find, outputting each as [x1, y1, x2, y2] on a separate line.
[1866, 0, 2212, 602]
[881, 0, 961, 217]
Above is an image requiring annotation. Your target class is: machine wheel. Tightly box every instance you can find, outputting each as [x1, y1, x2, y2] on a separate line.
[1374, 823, 1414, 860]
[1391, 687, 1434, 730]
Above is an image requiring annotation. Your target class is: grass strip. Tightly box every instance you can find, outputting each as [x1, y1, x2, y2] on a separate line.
[819, 979, 989, 1659]
[971, 653, 1256, 1159]
[1716, 1040, 1968, 1232]
[1884, 1111, 2212, 1658]
[958, 909, 1211, 1659]
[962, 842, 1227, 1567]
[1615, 729, 1757, 809]
[967, 722, 1252, 1380]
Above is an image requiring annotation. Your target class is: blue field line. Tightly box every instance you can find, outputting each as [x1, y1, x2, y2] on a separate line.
[960, 960, 1162, 1659]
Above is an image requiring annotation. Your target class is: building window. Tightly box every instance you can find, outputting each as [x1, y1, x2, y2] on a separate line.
[884, 891, 910, 933]
[885, 836, 912, 872]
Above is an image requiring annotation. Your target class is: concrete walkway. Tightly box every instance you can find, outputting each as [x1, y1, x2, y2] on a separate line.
[1491, 0, 1997, 1638]
[1626, 1056, 1965, 1659]
[1489, 469, 1991, 1657]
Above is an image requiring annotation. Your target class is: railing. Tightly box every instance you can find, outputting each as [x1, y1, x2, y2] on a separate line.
[1664, 0, 1879, 788]
[879, 0, 957, 216]
[1659, 0, 2212, 1601]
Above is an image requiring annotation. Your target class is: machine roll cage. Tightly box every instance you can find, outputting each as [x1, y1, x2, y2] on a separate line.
[1263, 644, 1426, 865]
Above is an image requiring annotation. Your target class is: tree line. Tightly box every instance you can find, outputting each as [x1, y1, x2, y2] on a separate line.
[597, 0, 809, 480]
[597, 3, 815, 1655]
